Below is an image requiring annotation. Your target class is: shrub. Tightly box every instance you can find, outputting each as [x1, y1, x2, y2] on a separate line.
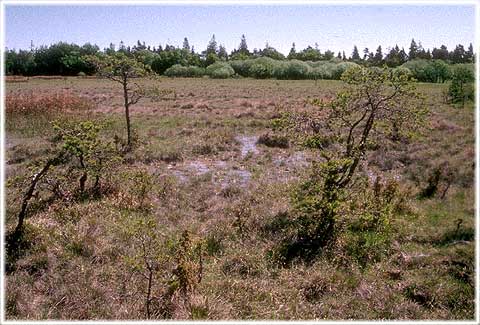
[332, 62, 360, 79]
[270, 67, 425, 265]
[257, 133, 289, 148]
[272, 61, 288, 79]
[448, 65, 475, 105]
[164, 64, 188, 77]
[229, 59, 255, 77]
[401, 59, 430, 82]
[205, 62, 234, 79]
[402, 59, 453, 83]
[392, 66, 413, 78]
[340, 178, 398, 267]
[311, 62, 338, 80]
[164, 64, 205, 78]
[248, 57, 277, 79]
[284, 60, 312, 79]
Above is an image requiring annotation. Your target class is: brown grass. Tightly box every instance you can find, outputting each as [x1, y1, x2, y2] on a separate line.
[5, 90, 94, 115]
[5, 76, 29, 83]
[30, 75, 68, 80]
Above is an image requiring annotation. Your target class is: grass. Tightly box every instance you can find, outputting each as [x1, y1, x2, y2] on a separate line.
[4, 76, 475, 320]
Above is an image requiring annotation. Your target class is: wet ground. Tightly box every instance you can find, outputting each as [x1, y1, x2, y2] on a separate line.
[165, 134, 310, 189]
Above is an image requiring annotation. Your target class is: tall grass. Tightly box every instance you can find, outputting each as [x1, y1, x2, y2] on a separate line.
[6, 90, 94, 137]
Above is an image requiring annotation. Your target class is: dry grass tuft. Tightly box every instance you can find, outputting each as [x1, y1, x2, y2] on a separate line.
[6, 90, 94, 115]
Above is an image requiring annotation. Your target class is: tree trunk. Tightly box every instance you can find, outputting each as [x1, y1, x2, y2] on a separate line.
[122, 76, 131, 148]
[14, 156, 58, 237]
[146, 269, 153, 319]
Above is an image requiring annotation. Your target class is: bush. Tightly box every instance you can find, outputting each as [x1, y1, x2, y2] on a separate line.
[257, 133, 289, 148]
[310, 62, 337, 80]
[229, 59, 255, 77]
[402, 59, 454, 83]
[205, 62, 235, 79]
[284, 60, 312, 79]
[272, 61, 288, 79]
[340, 179, 397, 267]
[448, 65, 475, 105]
[333, 62, 360, 79]
[248, 57, 278, 79]
[164, 64, 205, 78]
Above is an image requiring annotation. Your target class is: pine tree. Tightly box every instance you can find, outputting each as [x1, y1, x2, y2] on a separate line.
[363, 48, 369, 60]
[409, 39, 417, 60]
[373, 46, 383, 65]
[432, 45, 449, 60]
[218, 44, 228, 60]
[206, 34, 218, 56]
[182, 37, 190, 51]
[465, 43, 474, 62]
[286, 43, 295, 60]
[351, 45, 361, 61]
[238, 34, 249, 55]
[399, 48, 408, 64]
[451, 44, 466, 64]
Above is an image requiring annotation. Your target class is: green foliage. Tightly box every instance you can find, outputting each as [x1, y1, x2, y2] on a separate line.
[5, 50, 36, 76]
[418, 166, 442, 199]
[228, 58, 361, 80]
[282, 60, 312, 79]
[229, 59, 255, 77]
[52, 120, 120, 195]
[271, 66, 426, 265]
[171, 230, 204, 297]
[205, 62, 235, 79]
[150, 48, 198, 75]
[118, 212, 167, 318]
[340, 178, 398, 267]
[86, 52, 150, 79]
[448, 65, 475, 105]
[401, 59, 465, 83]
[32, 42, 98, 75]
[164, 64, 206, 77]
[85, 52, 155, 147]
[248, 57, 277, 79]
[270, 159, 348, 265]
[118, 169, 154, 210]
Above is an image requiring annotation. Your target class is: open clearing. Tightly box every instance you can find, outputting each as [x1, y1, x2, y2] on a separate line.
[4, 77, 475, 320]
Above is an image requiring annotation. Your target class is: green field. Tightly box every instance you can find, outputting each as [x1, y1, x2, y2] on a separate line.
[4, 76, 475, 320]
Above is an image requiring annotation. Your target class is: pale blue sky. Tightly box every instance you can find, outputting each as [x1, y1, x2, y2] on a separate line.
[4, 4, 476, 55]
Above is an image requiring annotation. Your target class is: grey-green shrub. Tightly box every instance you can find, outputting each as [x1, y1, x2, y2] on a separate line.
[206, 62, 235, 79]
[332, 62, 360, 79]
[229, 59, 255, 77]
[401, 59, 456, 83]
[248, 57, 277, 79]
[284, 60, 312, 79]
[164, 64, 205, 78]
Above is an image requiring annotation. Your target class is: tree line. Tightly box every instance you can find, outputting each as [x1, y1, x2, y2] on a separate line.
[4, 35, 475, 81]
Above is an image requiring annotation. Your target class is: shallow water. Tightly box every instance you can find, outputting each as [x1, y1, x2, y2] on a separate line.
[236, 135, 259, 158]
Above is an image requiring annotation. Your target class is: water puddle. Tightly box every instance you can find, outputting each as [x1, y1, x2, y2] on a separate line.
[274, 152, 308, 169]
[188, 161, 209, 174]
[236, 135, 259, 158]
[168, 158, 252, 188]
[223, 168, 252, 187]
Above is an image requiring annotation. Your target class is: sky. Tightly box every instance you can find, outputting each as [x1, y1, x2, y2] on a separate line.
[4, 3, 476, 55]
